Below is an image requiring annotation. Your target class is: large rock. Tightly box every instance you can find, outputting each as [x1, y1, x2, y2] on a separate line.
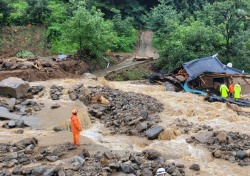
[0, 77, 30, 98]
[216, 132, 227, 143]
[194, 130, 214, 144]
[145, 126, 163, 140]
[83, 73, 97, 80]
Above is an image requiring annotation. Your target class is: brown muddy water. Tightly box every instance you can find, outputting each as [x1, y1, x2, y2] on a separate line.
[1, 77, 250, 175]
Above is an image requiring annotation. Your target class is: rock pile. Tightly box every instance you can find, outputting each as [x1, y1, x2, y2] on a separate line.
[2, 120, 29, 129]
[86, 85, 164, 138]
[50, 85, 64, 100]
[0, 140, 187, 176]
[187, 130, 250, 166]
[14, 99, 44, 115]
[28, 85, 45, 95]
[68, 84, 85, 101]
[172, 118, 213, 135]
[0, 137, 76, 171]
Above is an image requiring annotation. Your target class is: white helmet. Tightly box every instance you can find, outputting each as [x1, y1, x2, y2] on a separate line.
[156, 168, 166, 175]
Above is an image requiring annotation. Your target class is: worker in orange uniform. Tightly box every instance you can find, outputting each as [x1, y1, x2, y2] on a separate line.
[229, 81, 234, 98]
[71, 109, 82, 146]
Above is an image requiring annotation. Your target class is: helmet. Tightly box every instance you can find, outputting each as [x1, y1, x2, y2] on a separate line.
[156, 168, 166, 175]
[72, 109, 78, 114]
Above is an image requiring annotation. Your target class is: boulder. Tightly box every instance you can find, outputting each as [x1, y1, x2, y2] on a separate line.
[83, 73, 97, 80]
[0, 77, 30, 98]
[136, 122, 148, 132]
[194, 130, 214, 144]
[32, 166, 47, 176]
[145, 126, 163, 140]
[17, 61, 33, 69]
[51, 103, 61, 109]
[121, 162, 135, 174]
[236, 150, 247, 160]
[8, 120, 16, 128]
[216, 132, 227, 143]
[189, 164, 200, 171]
[46, 155, 59, 162]
[141, 168, 153, 176]
[214, 150, 222, 158]
[143, 149, 161, 160]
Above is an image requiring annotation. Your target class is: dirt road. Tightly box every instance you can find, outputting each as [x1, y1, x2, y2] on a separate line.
[94, 30, 158, 76]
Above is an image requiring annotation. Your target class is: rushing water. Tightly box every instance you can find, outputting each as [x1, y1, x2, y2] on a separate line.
[2, 78, 250, 175]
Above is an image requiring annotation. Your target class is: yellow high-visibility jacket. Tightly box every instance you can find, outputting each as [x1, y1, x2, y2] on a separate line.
[219, 84, 229, 98]
[234, 84, 241, 99]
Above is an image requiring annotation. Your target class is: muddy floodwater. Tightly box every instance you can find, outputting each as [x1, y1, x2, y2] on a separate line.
[1, 77, 250, 175]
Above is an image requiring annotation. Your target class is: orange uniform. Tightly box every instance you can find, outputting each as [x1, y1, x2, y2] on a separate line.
[229, 84, 234, 93]
[71, 111, 82, 146]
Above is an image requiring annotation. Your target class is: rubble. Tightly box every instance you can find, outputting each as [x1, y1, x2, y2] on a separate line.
[50, 85, 64, 100]
[0, 138, 187, 175]
[187, 130, 250, 166]
[2, 120, 29, 129]
[84, 85, 164, 137]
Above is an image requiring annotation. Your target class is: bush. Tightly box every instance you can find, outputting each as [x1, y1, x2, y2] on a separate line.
[16, 50, 35, 59]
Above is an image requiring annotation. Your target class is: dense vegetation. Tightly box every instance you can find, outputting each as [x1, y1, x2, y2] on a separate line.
[0, 0, 250, 72]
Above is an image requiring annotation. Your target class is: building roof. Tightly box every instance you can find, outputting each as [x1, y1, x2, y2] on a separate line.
[183, 55, 244, 81]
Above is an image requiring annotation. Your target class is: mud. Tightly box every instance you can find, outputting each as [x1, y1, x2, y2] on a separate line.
[0, 59, 89, 82]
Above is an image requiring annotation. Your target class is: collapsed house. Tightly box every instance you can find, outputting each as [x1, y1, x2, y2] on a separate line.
[148, 55, 250, 96]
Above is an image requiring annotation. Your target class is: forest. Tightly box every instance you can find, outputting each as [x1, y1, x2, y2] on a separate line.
[0, 0, 250, 72]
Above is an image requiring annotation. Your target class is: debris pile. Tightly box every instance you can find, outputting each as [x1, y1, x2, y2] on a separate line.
[84, 85, 164, 138]
[2, 120, 29, 129]
[14, 99, 44, 115]
[28, 85, 45, 95]
[68, 84, 86, 101]
[50, 85, 64, 100]
[187, 130, 250, 166]
[0, 138, 189, 176]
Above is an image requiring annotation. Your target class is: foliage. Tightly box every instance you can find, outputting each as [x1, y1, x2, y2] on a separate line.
[25, 0, 51, 25]
[0, 0, 12, 26]
[114, 67, 150, 81]
[195, 0, 250, 62]
[16, 50, 35, 58]
[146, 0, 180, 44]
[7, 0, 27, 25]
[110, 9, 137, 51]
[62, 5, 116, 58]
[232, 30, 250, 73]
[157, 20, 223, 72]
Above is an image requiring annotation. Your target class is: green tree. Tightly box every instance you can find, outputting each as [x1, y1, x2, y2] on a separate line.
[0, 0, 12, 26]
[232, 30, 250, 72]
[7, 0, 28, 25]
[195, 0, 250, 62]
[146, 0, 180, 47]
[158, 20, 223, 71]
[62, 5, 117, 58]
[111, 8, 137, 51]
[25, 0, 51, 24]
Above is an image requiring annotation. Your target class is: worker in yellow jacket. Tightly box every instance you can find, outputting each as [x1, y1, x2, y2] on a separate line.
[219, 84, 229, 98]
[234, 83, 241, 99]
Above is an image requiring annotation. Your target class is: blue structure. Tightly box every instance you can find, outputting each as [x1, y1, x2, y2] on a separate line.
[181, 55, 244, 95]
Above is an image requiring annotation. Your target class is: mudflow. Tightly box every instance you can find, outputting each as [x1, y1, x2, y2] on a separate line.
[0, 31, 250, 176]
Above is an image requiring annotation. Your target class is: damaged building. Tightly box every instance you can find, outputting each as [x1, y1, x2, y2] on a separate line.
[148, 55, 250, 95]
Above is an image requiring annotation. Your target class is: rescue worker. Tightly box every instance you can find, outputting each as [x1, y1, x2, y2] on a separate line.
[219, 84, 229, 98]
[156, 168, 166, 176]
[234, 83, 241, 99]
[229, 82, 234, 98]
[71, 109, 82, 146]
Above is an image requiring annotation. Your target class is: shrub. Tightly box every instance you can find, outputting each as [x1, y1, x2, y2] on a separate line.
[16, 50, 35, 59]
